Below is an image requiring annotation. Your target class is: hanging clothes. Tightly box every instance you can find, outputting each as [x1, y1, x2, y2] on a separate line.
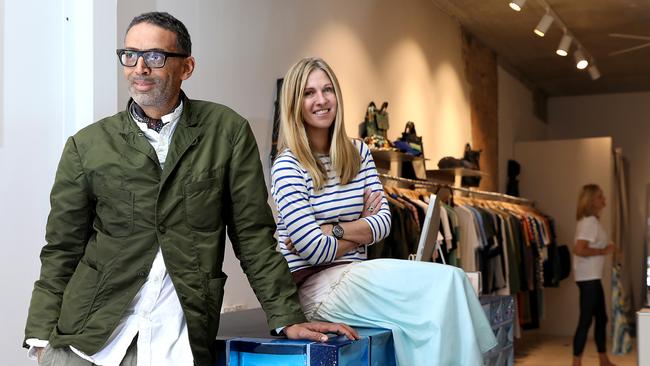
[372, 177, 564, 331]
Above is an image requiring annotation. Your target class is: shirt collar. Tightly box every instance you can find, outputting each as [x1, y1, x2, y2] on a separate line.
[131, 101, 184, 133]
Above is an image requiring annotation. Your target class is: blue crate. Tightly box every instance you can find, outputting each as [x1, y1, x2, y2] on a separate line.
[480, 295, 515, 327]
[355, 328, 396, 366]
[227, 337, 368, 366]
[480, 295, 515, 366]
[223, 327, 395, 366]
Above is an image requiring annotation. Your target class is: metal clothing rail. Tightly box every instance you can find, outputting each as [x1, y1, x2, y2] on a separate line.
[377, 173, 533, 205]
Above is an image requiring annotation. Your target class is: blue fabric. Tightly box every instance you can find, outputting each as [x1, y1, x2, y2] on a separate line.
[611, 264, 633, 355]
[392, 140, 422, 156]
[309, 259, 497, 365]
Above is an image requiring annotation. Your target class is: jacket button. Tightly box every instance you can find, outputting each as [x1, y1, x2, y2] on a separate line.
[138, 271, 146, 277]
[158, 225, 166, 233]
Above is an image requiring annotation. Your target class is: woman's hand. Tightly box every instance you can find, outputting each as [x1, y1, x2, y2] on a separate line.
[361, 189, 383, 218]
[320, 223, 333, 236]
[285, 238, 297, 254]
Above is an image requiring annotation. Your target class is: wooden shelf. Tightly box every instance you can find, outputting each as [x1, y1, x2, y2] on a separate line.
[427, 168, 487, 187]
[370, 149, 427, 179]
[428, 168, 486, 177]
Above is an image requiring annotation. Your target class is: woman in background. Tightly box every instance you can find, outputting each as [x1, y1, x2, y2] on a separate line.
[572, 184, 616, 366]
[270, 57, 496, 365]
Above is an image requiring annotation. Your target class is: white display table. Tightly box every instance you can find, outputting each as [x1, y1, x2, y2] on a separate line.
[639, 308, 650, 365]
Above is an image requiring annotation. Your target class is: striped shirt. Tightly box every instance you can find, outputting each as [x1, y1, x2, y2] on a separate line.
[271, 139, 391, 272]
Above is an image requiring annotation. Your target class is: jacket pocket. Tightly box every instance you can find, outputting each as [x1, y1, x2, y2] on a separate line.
[184, 177, 222, 231]
[57, 261, 102, 334]
[95, 187, 134, 237]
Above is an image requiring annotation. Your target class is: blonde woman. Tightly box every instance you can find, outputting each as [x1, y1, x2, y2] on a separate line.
[572, 184, 616, 366]
[270, 57, 497, 365]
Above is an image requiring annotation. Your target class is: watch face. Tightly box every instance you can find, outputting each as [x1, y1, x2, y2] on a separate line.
[333, 224, 344, 239]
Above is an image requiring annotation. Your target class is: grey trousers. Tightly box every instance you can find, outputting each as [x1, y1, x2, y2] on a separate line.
[39, 337, 137, 366]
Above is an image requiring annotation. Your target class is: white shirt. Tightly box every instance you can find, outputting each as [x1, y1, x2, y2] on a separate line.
[438, 204, 453, 251]
[28, 102, 194, 365]
[573, 215, 608, 282]
[454, 205, 481, 272]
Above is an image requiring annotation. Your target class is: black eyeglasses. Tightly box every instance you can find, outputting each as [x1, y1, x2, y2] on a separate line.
[116, 49, 189, 68]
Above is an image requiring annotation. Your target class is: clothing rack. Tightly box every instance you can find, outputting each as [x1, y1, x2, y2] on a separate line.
[377, 173, 533, 205]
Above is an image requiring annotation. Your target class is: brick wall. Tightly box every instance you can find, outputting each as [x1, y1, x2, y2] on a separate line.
[461, 29, 498, 191]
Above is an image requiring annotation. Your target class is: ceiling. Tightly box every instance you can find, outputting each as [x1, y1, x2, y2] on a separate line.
[431, 0, 650, 96]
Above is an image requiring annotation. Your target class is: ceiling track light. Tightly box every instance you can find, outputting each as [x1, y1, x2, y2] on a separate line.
[588, 65, 601, 80]
[534, 13, 554, 37]
[556, 34, 572, 56]
[509, 0, 527, 12]
[511, 0, 601, 79]
[574, 49, 589, 70]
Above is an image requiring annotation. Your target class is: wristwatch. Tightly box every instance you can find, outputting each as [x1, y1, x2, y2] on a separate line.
[332, 224, 344, 239]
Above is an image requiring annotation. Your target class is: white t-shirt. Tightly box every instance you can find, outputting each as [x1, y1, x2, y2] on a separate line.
[573, 216, 608, 281]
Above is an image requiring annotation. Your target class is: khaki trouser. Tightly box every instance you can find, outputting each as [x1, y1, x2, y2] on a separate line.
[39, 337, 137, 366]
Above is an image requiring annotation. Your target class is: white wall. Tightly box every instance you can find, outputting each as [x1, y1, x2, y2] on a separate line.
[0, 0, 3, 146]
[116, 0, 474, 311]
[1, 2, 117, 365]
[548, 92, 650, 312]
[119, 0, 472, 165]
[497, 66, 548, 193]
[1, 2, 65, 365]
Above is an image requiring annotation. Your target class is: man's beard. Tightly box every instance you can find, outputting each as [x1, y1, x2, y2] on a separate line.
[128, 76, 173, 108]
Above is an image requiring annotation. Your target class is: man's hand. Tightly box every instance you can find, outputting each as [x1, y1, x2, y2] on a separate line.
[284, 321, 360, 342]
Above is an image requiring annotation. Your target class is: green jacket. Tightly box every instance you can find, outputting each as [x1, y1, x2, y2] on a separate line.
[24, 96, 306, 365]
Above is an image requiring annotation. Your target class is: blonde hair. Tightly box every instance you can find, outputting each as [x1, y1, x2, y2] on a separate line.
[277, 57, 360, 190]
[576, 183, 602, 220]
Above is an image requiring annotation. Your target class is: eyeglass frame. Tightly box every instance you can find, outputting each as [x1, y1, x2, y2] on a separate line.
[116, 49, 189, 68]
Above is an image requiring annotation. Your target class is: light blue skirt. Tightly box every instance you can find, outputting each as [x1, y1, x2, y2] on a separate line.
[304, 259, 497, 366]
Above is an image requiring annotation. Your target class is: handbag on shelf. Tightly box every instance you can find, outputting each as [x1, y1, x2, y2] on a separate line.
[361, 101, 392, 148]
[394, 121, 423, 156]
[461, 143, 482, 187]
[436, 143, 483, 187]
[362, 101, 379, 137]
[363, 101, 389, 138]
[375, 102, 389, 131]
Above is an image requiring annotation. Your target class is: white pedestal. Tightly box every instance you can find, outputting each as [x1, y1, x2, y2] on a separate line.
[639, 308, 650, 365]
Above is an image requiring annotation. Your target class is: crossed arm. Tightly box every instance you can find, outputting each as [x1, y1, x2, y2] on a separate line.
[286, 189, 384, 258]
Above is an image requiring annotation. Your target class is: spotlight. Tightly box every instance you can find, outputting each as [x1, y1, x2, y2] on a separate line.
[574, 49, 589, 69]
[534, 14, 554, 37]
[509, 0, 527, 12]
[556, 34, 572, 56]
[588, 65, 601, 80]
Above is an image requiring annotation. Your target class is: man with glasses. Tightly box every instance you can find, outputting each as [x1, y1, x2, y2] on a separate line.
[23, 11, 357, 366]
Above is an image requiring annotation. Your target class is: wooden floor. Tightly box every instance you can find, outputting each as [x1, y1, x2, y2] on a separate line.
[514, 332, 637, 366]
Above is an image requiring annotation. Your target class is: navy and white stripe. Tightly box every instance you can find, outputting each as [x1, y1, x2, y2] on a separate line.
[271, 139, 391, 272]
